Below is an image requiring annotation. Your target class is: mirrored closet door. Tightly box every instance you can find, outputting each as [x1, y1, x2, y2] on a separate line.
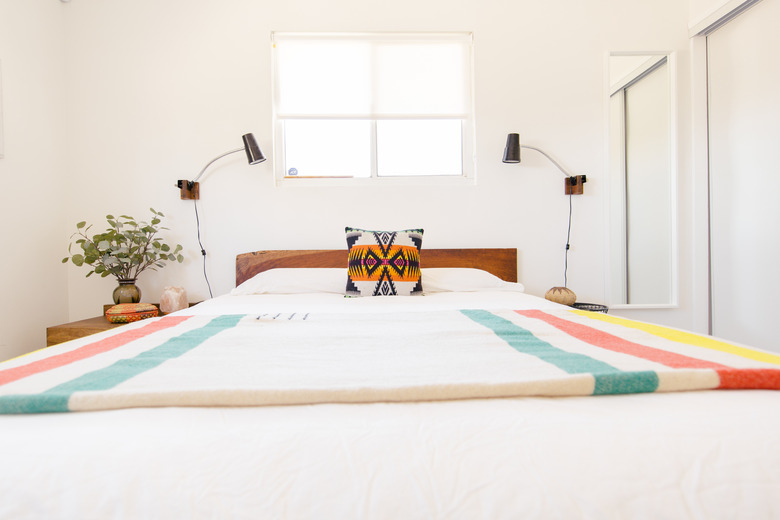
[708, 0, 780, 351]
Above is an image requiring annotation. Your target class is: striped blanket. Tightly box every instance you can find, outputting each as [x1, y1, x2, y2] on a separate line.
[2, 309, 779, 414]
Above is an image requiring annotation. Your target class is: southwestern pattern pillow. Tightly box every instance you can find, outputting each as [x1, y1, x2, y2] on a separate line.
[345, 227, 424, 297]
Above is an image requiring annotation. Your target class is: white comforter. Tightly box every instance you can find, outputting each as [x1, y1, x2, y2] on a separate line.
[2, 292, 779, 519]
[187, 290, 570, 314]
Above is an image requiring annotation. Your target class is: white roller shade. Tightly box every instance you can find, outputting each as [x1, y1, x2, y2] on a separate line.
[273, 33, 472, 118]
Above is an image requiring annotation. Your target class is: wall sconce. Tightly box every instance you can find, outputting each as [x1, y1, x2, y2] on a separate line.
[177, 132, 266, 298]
[503, 132, 586, 304]
[502, 133, 586, 195]
[177, 133, 266, 200]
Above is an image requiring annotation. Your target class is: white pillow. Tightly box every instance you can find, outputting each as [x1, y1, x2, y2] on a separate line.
[231, 267, 523, 295]
[422, 268, 525, 293]
[231, 268, 347, 295]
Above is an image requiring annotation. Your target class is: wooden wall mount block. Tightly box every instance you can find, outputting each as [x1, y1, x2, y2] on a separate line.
[180, 181, 200, 200]
[565, 175, 586, 195]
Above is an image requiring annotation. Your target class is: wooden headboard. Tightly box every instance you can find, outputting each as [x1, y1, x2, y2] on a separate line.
[236, 249, 518, 286]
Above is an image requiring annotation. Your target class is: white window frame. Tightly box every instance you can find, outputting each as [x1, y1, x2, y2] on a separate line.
[271, 32, 477, 187]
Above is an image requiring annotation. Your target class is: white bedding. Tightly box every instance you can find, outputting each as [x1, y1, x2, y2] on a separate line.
[188, 290, 568, 315]
[2, 291, 779, 519]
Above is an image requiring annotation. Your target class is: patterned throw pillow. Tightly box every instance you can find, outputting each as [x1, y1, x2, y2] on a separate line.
[345, 227, 424, 297]
[105, 303, 159, 323]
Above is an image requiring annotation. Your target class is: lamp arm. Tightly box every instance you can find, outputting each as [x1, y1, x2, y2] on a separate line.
[192, 147, 244, 183]
[521, 145, 573, 177]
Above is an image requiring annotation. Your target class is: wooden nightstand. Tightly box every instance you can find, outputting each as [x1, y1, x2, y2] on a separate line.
[46, 303, 196, 347]
[46, 316, 125, 347]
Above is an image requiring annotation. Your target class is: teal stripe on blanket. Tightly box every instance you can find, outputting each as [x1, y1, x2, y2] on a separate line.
[0, 394, 70, 414]
[461, 309, 658, 395]
[0, 315, 244, 414]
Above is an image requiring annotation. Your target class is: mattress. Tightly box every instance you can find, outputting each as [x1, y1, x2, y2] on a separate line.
[2, 289, 779, 519]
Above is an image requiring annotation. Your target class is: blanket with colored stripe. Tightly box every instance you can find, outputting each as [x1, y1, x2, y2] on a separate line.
[2, 309, 779, 413]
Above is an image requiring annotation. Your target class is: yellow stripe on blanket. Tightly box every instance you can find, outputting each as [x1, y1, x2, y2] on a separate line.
[570, 310, 780, 366]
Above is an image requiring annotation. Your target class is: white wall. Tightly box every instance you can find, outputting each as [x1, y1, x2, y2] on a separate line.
[0, 1, 69, 361]
[3, 0, 703, 359]
[60, 0, 693, 319]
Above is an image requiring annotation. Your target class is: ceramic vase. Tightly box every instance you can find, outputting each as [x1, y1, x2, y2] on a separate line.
[113, 279, 141, 304]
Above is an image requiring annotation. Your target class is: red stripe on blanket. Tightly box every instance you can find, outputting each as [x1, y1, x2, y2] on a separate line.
[517, 311, 780, 390]
[0, 315, 191, 387]
[717, 368, 780, 389]
[514, 310, 729, 370]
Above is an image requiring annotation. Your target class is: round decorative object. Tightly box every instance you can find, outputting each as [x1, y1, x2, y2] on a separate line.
[545, 286, 577, 306]
[105, 303, 159, 323]
[113, 279, 141, 304]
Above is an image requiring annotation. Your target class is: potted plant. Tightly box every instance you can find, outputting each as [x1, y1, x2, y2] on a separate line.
[63, 208, 185, 304]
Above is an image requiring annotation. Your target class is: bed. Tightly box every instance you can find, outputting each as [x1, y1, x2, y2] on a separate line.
[2, 247, 779, 519]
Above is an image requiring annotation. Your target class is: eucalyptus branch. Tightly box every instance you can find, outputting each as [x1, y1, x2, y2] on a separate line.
[63, 208, 185, 282]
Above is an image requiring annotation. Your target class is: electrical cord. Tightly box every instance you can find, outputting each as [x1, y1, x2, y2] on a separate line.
[564, 191, 573, 288]
[193, 198, 213, 299]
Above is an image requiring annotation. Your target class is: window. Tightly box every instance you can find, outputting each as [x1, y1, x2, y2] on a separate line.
[272, 32, 475, 185]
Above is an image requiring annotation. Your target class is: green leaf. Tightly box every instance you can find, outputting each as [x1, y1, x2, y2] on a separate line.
[65, 209, 185, 280]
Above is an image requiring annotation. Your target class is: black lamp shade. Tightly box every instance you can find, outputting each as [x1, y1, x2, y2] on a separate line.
[242, 133, 266, 165]
[502, 133, 521, 163]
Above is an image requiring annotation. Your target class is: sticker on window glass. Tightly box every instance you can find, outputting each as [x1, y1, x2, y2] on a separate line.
[288, 168, 298, 176]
